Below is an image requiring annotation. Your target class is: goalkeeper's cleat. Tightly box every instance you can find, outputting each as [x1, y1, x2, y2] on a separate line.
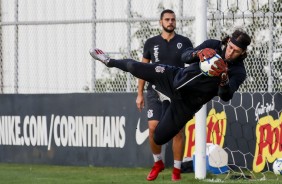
[146, 160, 165, 181]
[89, 48, 110, 66]
[171, 167, 181, 181]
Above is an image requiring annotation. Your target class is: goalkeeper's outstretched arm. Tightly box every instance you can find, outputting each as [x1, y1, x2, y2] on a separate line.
[181, 39, 222, 64]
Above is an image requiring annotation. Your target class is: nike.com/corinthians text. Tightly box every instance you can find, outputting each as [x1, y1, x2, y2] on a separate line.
[0, 115, 126, 150]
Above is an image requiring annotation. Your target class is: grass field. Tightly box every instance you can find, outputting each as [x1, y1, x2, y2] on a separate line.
[0, 163, 282, 184]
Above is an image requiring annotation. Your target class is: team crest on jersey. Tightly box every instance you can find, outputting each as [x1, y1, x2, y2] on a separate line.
[147, 109, 153, 118]
[155, 66, 165, 73]
[177, 43, 182, 49]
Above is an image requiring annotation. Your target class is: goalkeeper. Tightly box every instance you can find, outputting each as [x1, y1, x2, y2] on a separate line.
[89, 29, 251, 145]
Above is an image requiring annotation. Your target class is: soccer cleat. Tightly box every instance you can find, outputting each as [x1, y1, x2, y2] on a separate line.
[171, 167, 181, 181]
[89, 48, 110, 65]
[146, 160, 165, 181]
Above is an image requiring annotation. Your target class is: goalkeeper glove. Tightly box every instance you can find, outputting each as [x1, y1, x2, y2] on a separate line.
[209, 59, 227, 77]
[196, 48, 217, 62]
[209, 59, 229, 86]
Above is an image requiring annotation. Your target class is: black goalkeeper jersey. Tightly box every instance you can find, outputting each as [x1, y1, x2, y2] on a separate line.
[143, 33, 193, 89]
[176, 39, 247, 104]
[143, 34, 192, 67]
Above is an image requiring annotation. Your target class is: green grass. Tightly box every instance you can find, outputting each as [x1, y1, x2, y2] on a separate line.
[0, 163, 282, 184]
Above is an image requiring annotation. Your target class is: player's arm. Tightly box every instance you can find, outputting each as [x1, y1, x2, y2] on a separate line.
[181, 39, 221, 64]
[180, 47, 198, 63]
[136, 57, 150, 112]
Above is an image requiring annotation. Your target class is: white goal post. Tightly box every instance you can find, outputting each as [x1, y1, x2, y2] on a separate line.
[194, 0, 208, 180]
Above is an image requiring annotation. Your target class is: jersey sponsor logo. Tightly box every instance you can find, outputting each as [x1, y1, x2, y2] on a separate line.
[177, 43, 183, 49]
[155, 66, 165, 73]
[147, 109, 153, 118]
[153, 45, 160, 62]
[135, 118, 149, 145]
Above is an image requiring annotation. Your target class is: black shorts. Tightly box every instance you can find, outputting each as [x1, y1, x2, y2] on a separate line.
[146, 88, 162, 121]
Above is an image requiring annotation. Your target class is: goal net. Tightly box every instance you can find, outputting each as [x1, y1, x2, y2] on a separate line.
[183, 92, 281, 180]
[182, 0, 282, 180]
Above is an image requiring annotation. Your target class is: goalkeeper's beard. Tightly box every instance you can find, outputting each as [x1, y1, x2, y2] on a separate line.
[162, 25, 175, 33]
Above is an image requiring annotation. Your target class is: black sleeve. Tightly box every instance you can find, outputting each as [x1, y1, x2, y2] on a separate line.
[181, 39, 222, 64]
[218, 72, 246, 101]
[181, 47, 198, 64]
[143, 39, 151, 59]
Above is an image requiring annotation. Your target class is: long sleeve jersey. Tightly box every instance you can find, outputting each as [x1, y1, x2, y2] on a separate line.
[173, 39, 246, 106]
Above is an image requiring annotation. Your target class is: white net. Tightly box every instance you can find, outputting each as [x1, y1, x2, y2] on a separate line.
[183, 92, 282, 181]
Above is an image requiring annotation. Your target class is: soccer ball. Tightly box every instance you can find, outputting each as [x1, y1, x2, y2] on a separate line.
[273, 158, 282, 175]
[199, 54, 222, 77]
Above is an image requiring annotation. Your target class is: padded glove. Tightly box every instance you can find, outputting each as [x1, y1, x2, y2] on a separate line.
[209, 59, 229, 86]
[209, 59, 227, 77]
[196, 48, 217, 62]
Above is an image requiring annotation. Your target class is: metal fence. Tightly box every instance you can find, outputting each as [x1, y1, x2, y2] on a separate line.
[0, 0, 281, 93]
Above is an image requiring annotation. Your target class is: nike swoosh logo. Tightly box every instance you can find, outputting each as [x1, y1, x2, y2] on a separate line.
[135, 118, 149, 145]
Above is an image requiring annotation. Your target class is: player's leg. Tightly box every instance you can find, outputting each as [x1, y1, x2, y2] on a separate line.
[110, 59, 153, 80]
[153, 100, 193, 145]
[171, 128, 185, 181]
[146, 89, 165, 181]
[89, 48, 176, 95]
[89, 48, 159, 83]
[108, 59, 178, 101]
[158, 100, 183, 181]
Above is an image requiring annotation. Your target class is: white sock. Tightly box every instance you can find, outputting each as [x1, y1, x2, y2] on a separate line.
[153, 154, 162, 162]
[174, 160, 182, 169]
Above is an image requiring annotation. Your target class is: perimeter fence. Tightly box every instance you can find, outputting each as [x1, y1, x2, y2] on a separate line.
[0, 0, 281, 93]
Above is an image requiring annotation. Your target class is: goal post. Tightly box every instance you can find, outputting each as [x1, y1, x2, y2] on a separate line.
[194, 0, 208, 180]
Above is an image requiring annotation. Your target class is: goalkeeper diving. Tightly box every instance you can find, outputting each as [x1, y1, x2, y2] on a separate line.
[89, 29, 251, 146]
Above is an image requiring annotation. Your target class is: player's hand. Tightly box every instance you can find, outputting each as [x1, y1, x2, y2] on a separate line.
[136, 95, 145, 112]
[209, 58, 228, 77]
[197, 48, 216, 62]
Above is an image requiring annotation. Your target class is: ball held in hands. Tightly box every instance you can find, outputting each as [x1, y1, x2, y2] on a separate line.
[209, 59, 228, 77]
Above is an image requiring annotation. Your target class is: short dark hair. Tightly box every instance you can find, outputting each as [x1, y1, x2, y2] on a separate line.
[160, 9, 175, 20]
